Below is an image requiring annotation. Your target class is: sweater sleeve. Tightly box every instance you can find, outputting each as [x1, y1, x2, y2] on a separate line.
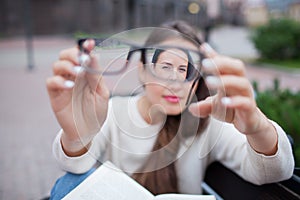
[52, 130, 98, 174]
[210, 119, 294, 185]
[52, 100, 113, 174]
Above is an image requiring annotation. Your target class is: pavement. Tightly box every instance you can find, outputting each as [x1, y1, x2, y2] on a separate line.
[0, 25, 300, 200]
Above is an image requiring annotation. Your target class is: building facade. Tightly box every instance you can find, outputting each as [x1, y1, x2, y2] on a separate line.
[4, 0, 299, 36]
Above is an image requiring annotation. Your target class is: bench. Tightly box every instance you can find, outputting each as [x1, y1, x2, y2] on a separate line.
[202, 161, 300, 200]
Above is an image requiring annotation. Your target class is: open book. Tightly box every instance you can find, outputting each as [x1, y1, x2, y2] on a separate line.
[63, 161, 215, 200]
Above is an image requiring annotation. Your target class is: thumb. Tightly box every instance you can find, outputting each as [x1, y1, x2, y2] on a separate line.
[79, 39, 108, 96]
[188, 96, 213, 118]
[81, 38, 95, 53]
[80, 39, 100, 71]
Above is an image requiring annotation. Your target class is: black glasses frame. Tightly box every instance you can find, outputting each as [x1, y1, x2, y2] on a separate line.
[78, 38, 205, 105]
[78, 38, 204, 79]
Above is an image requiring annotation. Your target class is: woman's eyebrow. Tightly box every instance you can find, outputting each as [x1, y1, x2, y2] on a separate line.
[178, 64, 188, 68]
[159, 61, 173, 65]
[159, 61, 188, 68]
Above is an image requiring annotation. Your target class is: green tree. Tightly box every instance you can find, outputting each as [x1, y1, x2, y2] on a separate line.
[253, 80, 300, 167]
[251, 18, 300, 60]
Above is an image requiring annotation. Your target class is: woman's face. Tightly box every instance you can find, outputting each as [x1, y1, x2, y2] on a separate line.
[140, 38, 199, 116]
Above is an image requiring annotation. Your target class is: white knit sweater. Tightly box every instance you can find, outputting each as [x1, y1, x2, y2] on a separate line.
[53, 95, 294, 194]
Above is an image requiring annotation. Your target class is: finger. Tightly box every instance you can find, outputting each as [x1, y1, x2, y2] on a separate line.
[202, 56, 246, 77]
[87, 74, 110, 98]
[200, 43, 218, 58]
[83, 54, 103, 94]
[82, 39, 96, 53]
[77, 39, 109, 97]
[188, 96, 213, 117]
[53, 60, 79, 78]
[78, 39, 96, 67]
[46, 76, 75, 92]
[59, 47, 80, 65]
[221, 96, 256, 111]
[205, 75, 253, 97]
[78, 39, 101, 72]
[81, 40, 107, 95]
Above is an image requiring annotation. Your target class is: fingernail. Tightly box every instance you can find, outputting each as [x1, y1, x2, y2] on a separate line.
[83, 40, 90, 49]
[221, 97, 232, 105]
[202, 58, 214, 69]
[205, 76, 221, 88]
[79, 54, 90, 66]
[64, 80, 75, 88]
[73, 66, 82, 74]
[189, 102, 198, 110]
[188, 103, 200, 116]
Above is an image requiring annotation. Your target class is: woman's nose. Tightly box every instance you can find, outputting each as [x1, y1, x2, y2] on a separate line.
[167, 69, 178, 81]
[166, 78, 182, 92]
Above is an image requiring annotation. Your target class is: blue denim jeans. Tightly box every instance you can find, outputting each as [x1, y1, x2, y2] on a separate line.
[50, 168, 96, 200]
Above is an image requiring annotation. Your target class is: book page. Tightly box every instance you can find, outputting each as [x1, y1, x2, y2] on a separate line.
[63, 161, 154, 200]
[154, 193, 216, 200]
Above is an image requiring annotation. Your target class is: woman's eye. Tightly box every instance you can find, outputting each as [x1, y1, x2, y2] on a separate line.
[161, 65, 172, 70]
[178, 67, 187, 73]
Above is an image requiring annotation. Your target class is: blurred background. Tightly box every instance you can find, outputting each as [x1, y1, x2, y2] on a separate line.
[0, 0, 300, 199]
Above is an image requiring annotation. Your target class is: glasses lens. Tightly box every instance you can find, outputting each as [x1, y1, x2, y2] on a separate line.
[93, 40, 128, 75]
[145, 47, 202, 82]
[84, 39, 142, 75]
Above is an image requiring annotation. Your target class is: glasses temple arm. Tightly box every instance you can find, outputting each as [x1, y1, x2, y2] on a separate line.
[185, 75, 201, 106]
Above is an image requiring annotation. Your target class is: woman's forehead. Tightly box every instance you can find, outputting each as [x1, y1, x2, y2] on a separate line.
[158, 49, 188, 61]
[157, 38, 198, 51]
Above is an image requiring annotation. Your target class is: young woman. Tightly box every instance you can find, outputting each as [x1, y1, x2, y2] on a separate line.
[47, 20, 294, 199]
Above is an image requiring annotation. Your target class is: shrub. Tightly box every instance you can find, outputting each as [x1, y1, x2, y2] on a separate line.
[251, 18, 300, 60]
[253, 79, 300, 167]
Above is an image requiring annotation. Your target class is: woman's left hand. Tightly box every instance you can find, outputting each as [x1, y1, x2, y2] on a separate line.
[188, 44, 277, 155]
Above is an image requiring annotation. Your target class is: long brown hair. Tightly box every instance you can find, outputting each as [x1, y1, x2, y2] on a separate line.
[132, 20, 210, 195]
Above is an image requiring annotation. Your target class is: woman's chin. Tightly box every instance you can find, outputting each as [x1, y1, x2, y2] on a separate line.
[164, 107, 184, 116]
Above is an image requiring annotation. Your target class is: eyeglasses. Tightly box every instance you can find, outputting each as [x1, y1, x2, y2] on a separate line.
[78, 38, 204, 83]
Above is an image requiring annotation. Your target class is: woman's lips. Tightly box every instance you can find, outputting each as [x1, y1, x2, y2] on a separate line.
[164, 95, 180, 103]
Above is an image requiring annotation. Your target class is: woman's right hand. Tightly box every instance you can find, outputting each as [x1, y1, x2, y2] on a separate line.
[46, 40, 110, 156]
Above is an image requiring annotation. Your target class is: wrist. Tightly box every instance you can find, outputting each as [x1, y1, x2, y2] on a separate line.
[244, 108, 271, 136]
[246, 121, 278, 156]
[61, 131, 92, 157]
